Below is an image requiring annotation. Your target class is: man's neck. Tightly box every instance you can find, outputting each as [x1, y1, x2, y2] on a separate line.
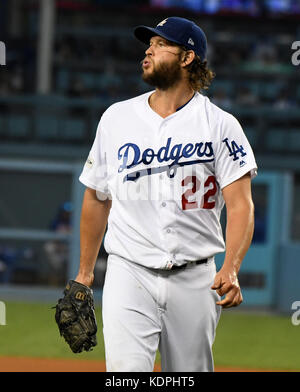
[149, 84, 195, 118]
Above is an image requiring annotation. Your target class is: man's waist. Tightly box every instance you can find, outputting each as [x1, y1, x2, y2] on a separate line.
[163, 258, 210, 271]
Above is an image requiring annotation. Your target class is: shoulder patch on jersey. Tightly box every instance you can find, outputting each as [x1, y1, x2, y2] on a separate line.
[85, 156, 94, 169]
[222, 138, 247, 162]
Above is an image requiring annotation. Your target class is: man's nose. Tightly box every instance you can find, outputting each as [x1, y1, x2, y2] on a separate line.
[145, 46, 153, 56]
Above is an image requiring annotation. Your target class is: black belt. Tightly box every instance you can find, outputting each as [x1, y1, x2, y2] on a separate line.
[170, 259, 208, 270]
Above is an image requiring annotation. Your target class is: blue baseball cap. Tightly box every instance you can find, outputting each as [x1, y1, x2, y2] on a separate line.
[134, 16, 207, 61]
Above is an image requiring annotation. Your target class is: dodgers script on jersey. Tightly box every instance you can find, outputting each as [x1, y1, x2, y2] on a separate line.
[79, 91, 257, 269]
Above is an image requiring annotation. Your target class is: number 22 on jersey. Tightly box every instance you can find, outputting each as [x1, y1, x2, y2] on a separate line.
[181, 175, 217, 211]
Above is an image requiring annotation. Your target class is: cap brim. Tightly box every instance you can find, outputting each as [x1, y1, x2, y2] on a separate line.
[134, 25, 182, 46]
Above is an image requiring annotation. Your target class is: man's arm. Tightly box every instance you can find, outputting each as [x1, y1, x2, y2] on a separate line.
[75, 188, 112, 287]
[211, 173, 255, 308]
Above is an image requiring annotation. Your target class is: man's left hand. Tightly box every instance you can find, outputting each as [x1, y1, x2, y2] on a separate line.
[211, 267, 243, 308]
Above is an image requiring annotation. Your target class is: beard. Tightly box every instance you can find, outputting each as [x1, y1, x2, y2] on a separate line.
[142, 58, 182, 90]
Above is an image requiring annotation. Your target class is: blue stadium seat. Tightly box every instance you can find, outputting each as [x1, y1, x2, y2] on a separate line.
[78, 72, 96, 89]
[0, 114, 7, 136]
[7, 114, 30, 138]
[266, 129, 288, 150]
[56, 69, 70, 92]
[210, 80, 234, 97]
[35, 115, 59, 139]
[244, 127, 258, 147]
[245, 81, 260, 96]
[96, 73, 122, 89]
[288, 130, 300, 151]
[60, 118, 86, 140]
[259, 82, 284, 100]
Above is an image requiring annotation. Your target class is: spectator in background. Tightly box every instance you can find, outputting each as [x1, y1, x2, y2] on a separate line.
[244, 37, 280, 72]
[67, 75, 90, 98]
[227, 49, 244, 68]
[98, 60, 122, 90]
[235, 86, 259, 107]
[0, 75, 12, 96]
[9, 66, 24, 93]
[0, 246, 18, 284]
[50, 201, 72, 233]
[67, 76, 91, 117]
[0, 245, 35, 284]
[211, 87, 232, 110]
[274, 87, 297, 110]
[44, 202, 72, 286]
[151, 0, 171, 7]
[252, 207, 267, 243]
[55, 36, 77, 64]
[0, 75, 10, 121]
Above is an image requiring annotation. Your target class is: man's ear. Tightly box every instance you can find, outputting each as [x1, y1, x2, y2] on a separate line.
[181, 50, 195, 67]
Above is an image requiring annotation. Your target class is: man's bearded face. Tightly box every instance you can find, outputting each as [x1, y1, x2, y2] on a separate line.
[142, 54, 182, 90]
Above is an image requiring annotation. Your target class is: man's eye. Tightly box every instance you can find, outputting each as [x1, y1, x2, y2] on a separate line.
[149, 41, 166, 47]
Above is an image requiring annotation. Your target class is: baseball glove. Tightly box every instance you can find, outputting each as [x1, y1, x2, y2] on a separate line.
[54, 280, 97, 353]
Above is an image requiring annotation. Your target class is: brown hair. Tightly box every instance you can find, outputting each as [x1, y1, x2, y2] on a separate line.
[185, 56, 215, 92]
[180, 48, 215, 92]
[163, 40, 215, 92]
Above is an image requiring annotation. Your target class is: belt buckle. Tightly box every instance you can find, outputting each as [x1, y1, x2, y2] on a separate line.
[165, 261, 174, 270]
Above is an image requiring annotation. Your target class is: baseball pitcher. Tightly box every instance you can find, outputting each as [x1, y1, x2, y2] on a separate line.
[55, 16, 257, 372]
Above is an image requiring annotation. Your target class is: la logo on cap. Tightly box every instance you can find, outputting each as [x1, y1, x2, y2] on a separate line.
[188, 38, 195, 46]
[157, 18, 168, 27]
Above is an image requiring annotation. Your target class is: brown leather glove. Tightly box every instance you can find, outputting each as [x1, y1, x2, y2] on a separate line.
[54, 280, 97, 353]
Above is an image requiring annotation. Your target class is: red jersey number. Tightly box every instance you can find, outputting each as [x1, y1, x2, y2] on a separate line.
[181, 175, 217, 211]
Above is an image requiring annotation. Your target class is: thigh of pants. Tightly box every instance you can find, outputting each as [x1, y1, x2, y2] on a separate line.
[102, 255, 221, 372]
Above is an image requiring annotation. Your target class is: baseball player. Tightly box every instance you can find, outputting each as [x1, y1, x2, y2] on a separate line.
[75, 17, 257, 372]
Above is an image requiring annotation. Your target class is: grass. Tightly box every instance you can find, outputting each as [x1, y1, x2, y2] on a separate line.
[0, 301, 105, 360]
[0, 302, 300, 371]
[212, 310, 300, 371]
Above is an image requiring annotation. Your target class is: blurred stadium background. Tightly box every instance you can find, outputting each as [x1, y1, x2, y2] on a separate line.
[0, 0, 300, 371]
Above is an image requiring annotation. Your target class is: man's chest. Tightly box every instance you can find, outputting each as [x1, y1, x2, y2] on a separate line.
[104, 116, 218, 205]
[105, 116, 215, 174]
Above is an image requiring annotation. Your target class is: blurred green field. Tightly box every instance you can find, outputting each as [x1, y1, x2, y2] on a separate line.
[0, 302, 300, 371]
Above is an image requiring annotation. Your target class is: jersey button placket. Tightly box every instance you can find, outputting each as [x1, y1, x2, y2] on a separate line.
[158, 119, 176, 264]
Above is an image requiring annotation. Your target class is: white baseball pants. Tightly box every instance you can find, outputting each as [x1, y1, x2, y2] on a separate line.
[102, 254, 221, 372]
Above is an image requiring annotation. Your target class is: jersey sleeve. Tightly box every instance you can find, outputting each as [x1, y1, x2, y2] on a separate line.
[214, 113, 258, 190]
[79, 119, 111, 197]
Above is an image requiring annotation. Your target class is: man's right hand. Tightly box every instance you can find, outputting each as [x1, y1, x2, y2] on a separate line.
[75, 271, 94, 287]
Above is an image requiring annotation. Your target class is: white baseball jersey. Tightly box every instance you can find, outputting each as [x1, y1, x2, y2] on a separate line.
[79, 90, 257, 269]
